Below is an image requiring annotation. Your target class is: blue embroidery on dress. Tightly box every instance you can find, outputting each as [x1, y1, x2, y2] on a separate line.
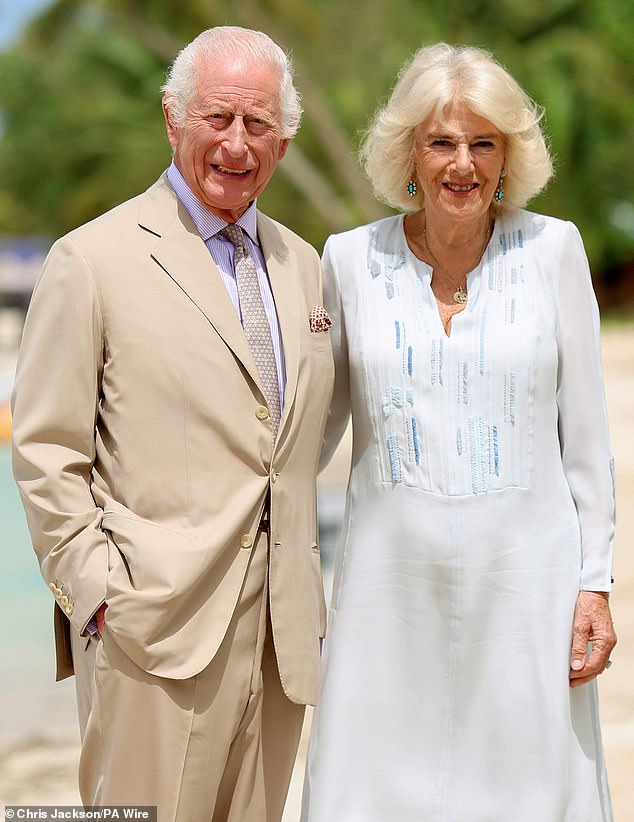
[406, 416, 414, 463]
[384, 269, 395, 299]
[367, 247, 381, 279]
[468, 415, 488, 494]
[456, 428, 463, 456]
[505, 298, 516, 325]
[399, 323, 410, 374]
[367, 228, 405, 298]
[504, 372, 516, 425]
[458, 362, 469, 405]
[475, 308, 487, 375]
[385, 271, 394, 300]
[387, 434, 403, 483]
[431, 337, 444, 385]
[395, 320, 401, 349]
[499, 231, 523, 258]
[488, 255, 501, 292]
[383, 386, 413, 417]
[488, 258, 496, 291]
[411, 417, 421, 464]
[464, 414, 500, 494]
[385, 250, 406, 273]
[467, 415, 501, 493]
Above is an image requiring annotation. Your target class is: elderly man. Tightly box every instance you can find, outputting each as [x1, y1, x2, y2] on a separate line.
[12, 26, 333, 822]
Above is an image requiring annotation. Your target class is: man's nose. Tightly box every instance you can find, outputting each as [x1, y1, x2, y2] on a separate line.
[222, 117, 248, 155]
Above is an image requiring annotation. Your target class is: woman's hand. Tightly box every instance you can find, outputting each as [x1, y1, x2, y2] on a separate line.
[569, 591, 616, 688]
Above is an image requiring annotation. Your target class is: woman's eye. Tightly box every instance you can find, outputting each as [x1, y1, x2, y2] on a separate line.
[431, 139, 453, 148]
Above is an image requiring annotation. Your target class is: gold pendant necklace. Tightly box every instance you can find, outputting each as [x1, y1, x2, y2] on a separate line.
[422, 219, 493, 305]
[453, 284, 468, 304]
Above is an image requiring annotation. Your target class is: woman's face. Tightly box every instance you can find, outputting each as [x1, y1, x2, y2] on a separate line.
[414, 102, 506, 227]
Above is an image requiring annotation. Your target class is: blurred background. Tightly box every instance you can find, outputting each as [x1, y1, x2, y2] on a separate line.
[1, 0, 633, 817]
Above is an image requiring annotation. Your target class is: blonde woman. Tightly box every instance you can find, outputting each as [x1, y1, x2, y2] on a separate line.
[302, 44, 616, 821]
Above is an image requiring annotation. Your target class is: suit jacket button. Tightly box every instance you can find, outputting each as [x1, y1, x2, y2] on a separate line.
[240, 534, 253, 549]
[49, 582, 57, 594]
[60, 595, 69, 607]
[255, 405, 270, 421]
[65, 605, 74, 615]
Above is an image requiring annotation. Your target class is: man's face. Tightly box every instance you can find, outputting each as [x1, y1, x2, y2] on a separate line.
[163, 56, 289, 222]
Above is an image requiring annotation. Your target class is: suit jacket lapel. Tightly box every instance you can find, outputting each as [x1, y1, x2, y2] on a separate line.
[258, 214, 302, 439]
[139, 175, 261, 389]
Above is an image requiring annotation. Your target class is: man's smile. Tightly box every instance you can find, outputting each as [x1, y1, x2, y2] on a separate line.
[213, 164, 251, 176]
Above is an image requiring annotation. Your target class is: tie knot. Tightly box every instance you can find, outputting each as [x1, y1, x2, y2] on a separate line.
[219, 224, 246, 251]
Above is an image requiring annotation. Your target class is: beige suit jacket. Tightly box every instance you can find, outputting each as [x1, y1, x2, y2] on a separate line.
[12, 173, 334, 705]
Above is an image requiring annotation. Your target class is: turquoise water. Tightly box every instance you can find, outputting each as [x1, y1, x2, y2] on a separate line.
[1, 444, 78, 739]
[1, 442, 55, 668]
[0, 445, 46, 594]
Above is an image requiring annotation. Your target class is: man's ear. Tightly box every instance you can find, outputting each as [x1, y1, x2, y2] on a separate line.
[278, 139, 290, 161]
[162, 98, 179, 148]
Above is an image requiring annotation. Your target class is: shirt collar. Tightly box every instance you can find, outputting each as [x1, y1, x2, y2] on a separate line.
[166, 161, 259, 245]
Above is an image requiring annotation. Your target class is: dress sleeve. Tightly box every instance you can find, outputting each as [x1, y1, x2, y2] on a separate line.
[319, 235, 351, 471]
[11, 236, 109, 633]
[556, 222, 615, 591]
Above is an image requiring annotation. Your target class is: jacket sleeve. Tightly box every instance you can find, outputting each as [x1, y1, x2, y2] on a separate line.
[11, 235, 109, 633]
[319, 235, 351, 472]
[555, 221, 615, 591]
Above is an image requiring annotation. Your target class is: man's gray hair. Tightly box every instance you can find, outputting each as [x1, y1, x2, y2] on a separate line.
[161, 26, 302, 139]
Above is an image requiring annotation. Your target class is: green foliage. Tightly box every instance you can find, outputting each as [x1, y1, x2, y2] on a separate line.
[0, 0, 632, 284]
[0, 22, 168, 234]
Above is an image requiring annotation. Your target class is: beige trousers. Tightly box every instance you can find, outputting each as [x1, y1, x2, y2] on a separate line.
[70, 530, 305, 822]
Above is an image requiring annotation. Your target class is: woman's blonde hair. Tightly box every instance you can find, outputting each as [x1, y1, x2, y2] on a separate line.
[361, 43, 553, 212]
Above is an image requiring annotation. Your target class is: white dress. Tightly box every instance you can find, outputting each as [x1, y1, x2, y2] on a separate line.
[302, 210, 615, 821]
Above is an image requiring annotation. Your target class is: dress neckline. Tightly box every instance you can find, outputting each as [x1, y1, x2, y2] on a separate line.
[398, 213, 497, 339]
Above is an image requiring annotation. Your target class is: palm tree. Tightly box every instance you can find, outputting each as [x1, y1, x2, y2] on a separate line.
[0, 0, 632, 277]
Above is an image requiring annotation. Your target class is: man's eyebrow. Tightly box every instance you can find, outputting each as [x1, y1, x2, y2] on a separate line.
[201, 103, 278, 122]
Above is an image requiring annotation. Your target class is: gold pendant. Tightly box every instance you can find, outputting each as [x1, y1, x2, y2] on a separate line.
[453, 288, 467, 304]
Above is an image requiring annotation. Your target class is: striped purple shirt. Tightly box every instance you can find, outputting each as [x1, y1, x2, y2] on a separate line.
[166, 162, 286, 408]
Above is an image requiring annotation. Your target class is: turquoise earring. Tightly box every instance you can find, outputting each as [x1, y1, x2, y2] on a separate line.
[494, 169, 505, 203]
[407, 179, 418, 197]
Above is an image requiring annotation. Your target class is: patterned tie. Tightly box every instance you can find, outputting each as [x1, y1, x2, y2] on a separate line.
[220, 224, 281, 437]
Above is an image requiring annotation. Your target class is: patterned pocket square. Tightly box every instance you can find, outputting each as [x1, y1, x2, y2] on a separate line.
[309, 305, 332, 333]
